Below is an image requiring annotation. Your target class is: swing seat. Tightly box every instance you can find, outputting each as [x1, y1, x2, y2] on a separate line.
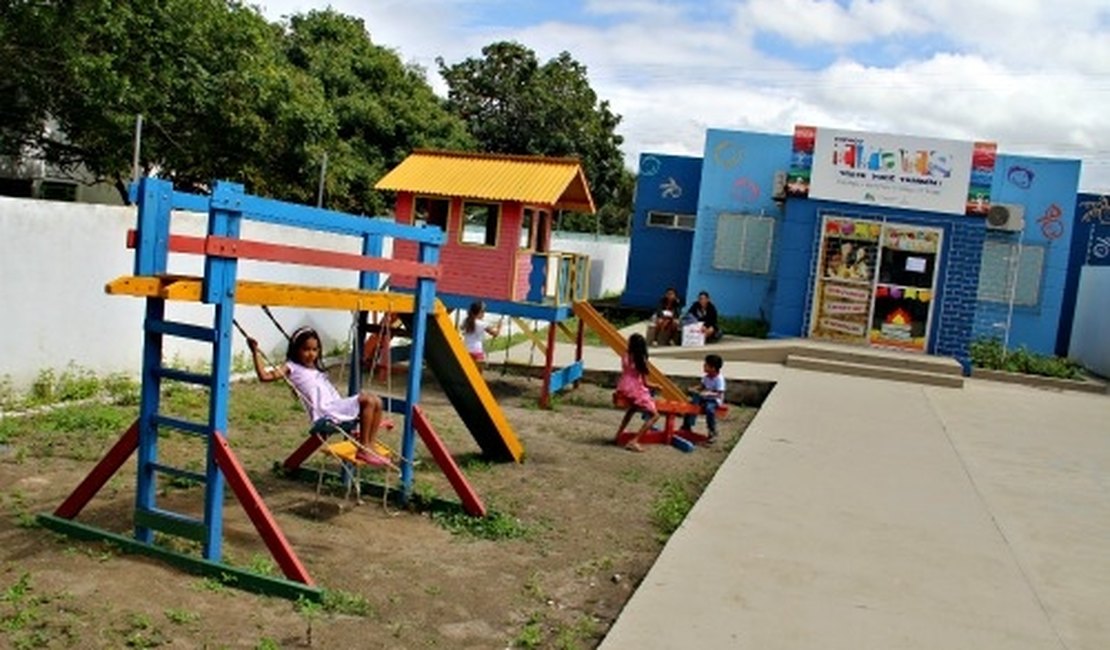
[306, 418, 397, 466]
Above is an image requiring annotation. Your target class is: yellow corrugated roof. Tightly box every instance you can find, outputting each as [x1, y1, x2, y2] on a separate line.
[374, 150, 595, 213]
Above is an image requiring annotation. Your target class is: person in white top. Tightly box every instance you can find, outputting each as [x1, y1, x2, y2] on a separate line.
[248, 326, 388, 466]
[461, 300, 501, 364]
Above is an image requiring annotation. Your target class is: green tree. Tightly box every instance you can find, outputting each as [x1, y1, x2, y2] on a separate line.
[437, 41, 630, 234]
[280, 9, 473, 215]
[1, 0, 333, 203]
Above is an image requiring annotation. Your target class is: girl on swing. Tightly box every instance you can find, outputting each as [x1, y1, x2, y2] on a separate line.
[248, 326, 389, 467]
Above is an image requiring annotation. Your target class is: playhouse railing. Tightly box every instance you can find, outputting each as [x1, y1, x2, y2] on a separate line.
[527, 251, 590, 305]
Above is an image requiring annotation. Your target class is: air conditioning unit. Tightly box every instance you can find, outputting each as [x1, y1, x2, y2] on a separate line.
[771, 170, 787, 200]
[986, 203, 1025, 232]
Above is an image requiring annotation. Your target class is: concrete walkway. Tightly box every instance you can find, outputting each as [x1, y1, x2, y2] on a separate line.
[595, 364, 1110, 649]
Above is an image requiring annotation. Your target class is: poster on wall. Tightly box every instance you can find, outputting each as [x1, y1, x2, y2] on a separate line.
[966, 141, 997, 215]
[809, 216, 881, 345]
[806, 127, 983, 216]
[786, 125, 816, 197]
[870, 225, 943, 352]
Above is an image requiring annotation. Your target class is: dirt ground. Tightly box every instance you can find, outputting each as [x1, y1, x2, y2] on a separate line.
[0, 368, 758, 649]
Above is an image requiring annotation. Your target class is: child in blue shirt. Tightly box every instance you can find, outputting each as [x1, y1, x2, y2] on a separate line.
[682, 354, 725, 441]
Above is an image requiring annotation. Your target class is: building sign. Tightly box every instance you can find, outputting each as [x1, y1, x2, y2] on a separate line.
[787, 126, 996, 217]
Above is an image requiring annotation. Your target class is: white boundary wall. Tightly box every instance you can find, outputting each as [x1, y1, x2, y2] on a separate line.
[0, 197, 630, 390]
[1068, 266, 1110, 378]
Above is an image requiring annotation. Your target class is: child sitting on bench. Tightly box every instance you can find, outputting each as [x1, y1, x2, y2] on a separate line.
[682, 354, 725, 443]
[615, 333, 661, 452]
[248, 326, 389, 466]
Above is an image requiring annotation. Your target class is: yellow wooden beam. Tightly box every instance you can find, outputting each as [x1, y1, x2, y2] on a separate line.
[105, 275, 447, 315]
[510, 317, 548, 355]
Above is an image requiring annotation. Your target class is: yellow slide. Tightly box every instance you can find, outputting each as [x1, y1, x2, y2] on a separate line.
[422, 310, 524, 463]
[571, 301, 686, 402]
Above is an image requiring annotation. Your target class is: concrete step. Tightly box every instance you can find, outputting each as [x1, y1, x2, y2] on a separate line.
[790, 342, 965, 377]
[786, 354, 965, 388]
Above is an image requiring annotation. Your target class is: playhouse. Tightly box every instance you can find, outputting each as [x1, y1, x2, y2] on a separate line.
[624, 126, 1087, 371]
[376, 149, 594, 302]
[375, 149, 601, 406]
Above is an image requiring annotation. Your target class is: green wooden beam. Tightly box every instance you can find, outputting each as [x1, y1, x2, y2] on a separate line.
[37, 513, 322, 602]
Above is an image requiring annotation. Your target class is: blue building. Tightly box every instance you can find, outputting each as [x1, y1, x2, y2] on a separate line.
[624, 126, 1083, 372]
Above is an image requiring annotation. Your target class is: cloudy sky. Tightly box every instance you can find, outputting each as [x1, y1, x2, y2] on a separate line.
[258, 0, 1110, 192]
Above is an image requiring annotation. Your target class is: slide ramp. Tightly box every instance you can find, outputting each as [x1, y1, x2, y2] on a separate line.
[419, 310, 524, 463]
[571, 301, 687, 402]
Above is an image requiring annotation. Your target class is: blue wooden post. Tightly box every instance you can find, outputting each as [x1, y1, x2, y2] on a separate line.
[201, 181, 244, 561]
[400, 240, 441, 498]
[350, 233, 385, 396]
[133, 178, 173, 543]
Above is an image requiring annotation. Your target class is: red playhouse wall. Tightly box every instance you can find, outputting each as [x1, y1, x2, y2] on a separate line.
[391, 192, 536, 302]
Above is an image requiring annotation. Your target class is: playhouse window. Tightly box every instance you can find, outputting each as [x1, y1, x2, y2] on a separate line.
[977, 239, 1044, 307]
[713, 213, 775, 274]
[647, 211, 695, 230]
[461, 201, 499, 247]
[413, 196, 449, 230]
[521, 208, 536, 249]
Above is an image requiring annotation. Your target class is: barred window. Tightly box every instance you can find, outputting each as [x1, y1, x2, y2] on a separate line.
[977, 240, 1044, 306]
[712, 213, 775, 274]
[647, 211, 695, 231]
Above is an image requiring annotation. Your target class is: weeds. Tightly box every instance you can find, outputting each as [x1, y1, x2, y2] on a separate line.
[163, 608, 199, 625]
[431, 507, 531, 540]
[970, 338, 1085, 380]
[513, 612, 545, 649]
[651, 477, 696, 541]
[321, 589, 372, 617]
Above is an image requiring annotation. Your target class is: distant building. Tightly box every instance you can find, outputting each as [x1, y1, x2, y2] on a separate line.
[625, 126, 1086, 371]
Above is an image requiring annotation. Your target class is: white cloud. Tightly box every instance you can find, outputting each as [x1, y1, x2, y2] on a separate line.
[256, 0, 1110, 191]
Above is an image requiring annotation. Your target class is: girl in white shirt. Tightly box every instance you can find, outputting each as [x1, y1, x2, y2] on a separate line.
[461, 300, 501, 363]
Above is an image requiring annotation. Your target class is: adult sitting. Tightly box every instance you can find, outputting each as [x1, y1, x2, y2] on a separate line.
[647, 287, 683, 346]
[685, 291, 722, 343]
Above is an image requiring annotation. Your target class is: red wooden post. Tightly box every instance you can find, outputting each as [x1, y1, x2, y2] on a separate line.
[212, 432, 314, 585]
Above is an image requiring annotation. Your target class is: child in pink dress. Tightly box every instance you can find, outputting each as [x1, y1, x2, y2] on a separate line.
[615, 333, 660, 452]
[249, 327, 388, 466]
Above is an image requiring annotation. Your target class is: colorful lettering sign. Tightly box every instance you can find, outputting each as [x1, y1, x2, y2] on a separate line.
[798, 127, 992, 216]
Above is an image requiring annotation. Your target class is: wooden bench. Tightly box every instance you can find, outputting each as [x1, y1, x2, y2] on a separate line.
[611, 392, 729, 449]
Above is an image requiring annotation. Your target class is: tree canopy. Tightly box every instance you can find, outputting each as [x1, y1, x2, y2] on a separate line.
[1, 6, 632, 230]
[438, 42, 633, 235]
[0, 2, 470, 211]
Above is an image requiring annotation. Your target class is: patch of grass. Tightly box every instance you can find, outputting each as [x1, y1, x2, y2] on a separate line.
[121, 611, 165, 648]
[40, 403, 129, 435]
[970, 338, 1085, 380]
[163, 608, 199, 625]
[192, 576, 230, 594]
[255, 638, 280, 650]
[651, 477, 696, 541]
[0, 374, 20, 411]
[719, 315, 770, 339]
[553, 614, 600, 650]
[246, 554, 277, 577]
[321, 589, 372, 617]
[55, 364, 101, 402]
[104, 373, 140, 406]
[431, 507, 531, 541]
[513, 612, 545, 649]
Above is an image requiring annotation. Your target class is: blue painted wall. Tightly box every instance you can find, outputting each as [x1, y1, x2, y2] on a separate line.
[1059, 192, 1110, 355]
[621, 153, 702, 309]
[630, 127, 1082, 369]
[685, 129, 792, 320]
[971, 155, 1081, 356]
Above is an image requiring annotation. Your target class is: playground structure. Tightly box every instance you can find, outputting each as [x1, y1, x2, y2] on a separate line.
[37, 177, 523, 599]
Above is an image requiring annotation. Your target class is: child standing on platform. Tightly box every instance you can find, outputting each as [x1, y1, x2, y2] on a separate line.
[615, 333, 660, 452]
[248, 327, 388, 466]
[682, 354, 725, 442]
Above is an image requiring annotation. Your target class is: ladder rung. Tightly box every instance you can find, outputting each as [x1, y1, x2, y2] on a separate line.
[149, 463, 206, 485]
[134, 507, 207, 543]
[153, 414, 209, 437]
[146, 319, 216, 342]
[155, 366, 213, 386]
